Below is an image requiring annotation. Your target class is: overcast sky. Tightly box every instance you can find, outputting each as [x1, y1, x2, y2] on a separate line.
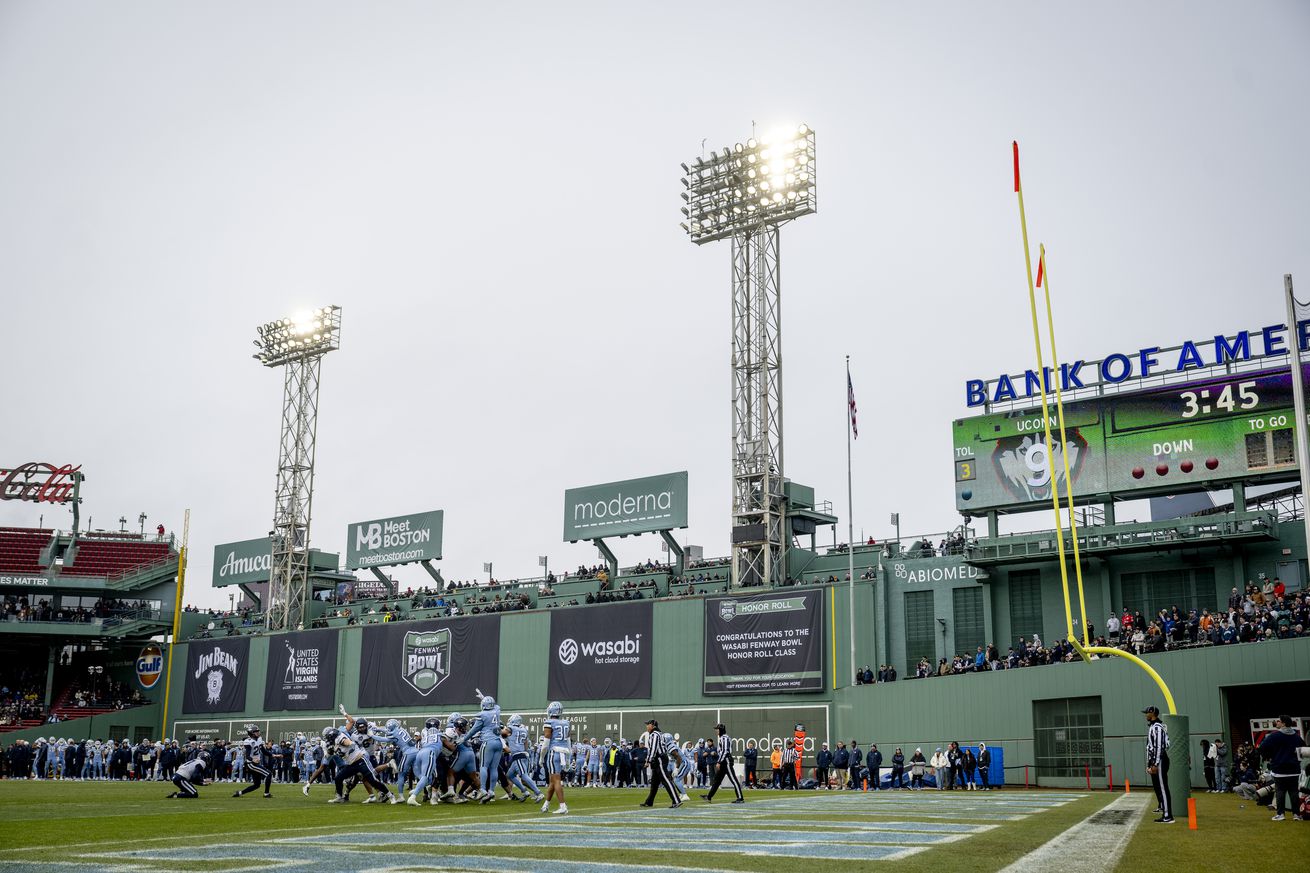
[3, 1, 1308, 608]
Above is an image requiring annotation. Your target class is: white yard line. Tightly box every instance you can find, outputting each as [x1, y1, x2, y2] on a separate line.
[996, 793, 1149, 873]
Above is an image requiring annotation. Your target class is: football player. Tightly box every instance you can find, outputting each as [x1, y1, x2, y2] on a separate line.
[232, 724, 272, 798]
[540, 700, 570, 814]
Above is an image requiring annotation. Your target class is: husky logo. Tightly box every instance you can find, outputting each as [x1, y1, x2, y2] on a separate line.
[206, 670, 223, 704]
[719, 600, 737, 622]
[402, 629, 451, 696]
[992, 431, 1088, 503]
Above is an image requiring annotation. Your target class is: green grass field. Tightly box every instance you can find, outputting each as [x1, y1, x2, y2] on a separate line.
[0, 780, 1301, 872]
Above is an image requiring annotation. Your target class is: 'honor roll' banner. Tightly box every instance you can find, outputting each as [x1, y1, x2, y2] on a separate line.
[548, 601, 652, 700]
[358, 615, 500, 707]
[264, 628, 339, 711]
[704, 590, 823, 694]
[182, 636, 250, 714]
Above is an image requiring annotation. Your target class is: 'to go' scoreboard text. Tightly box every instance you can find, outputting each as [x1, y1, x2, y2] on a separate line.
[953, 364, 1305, 514]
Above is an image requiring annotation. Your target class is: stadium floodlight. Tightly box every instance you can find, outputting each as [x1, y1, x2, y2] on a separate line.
[253, 306, 342, 367]
[252, 305, 342, 632]
[680, 124, 816, 245]
[681, 124, 816, 589]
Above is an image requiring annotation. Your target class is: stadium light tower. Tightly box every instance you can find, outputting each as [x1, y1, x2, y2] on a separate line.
[681, 124, 817, 588]
[252, 306, 342, 631]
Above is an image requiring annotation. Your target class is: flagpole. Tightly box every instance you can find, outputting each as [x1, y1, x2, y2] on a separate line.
[846, 356, 857, 686]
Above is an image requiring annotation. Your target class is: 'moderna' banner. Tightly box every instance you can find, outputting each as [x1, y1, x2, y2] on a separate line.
[563, 471, 688, 542]
[703, 590, 823, 694]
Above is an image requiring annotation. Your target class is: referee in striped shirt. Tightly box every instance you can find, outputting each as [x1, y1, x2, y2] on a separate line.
[779, 739, 799, 789]
[700, 723, 745, 803]
[639, 719, 682, 809]
[1143, 705, 1174, 823]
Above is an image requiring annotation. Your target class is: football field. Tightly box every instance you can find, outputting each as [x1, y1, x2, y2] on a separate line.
[0, 781, 1299, 872]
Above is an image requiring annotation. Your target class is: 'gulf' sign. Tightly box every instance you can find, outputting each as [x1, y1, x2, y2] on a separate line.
[136, 644, 163, 689]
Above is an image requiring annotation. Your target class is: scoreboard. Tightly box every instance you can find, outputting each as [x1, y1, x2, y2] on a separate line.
[953, 364, 1303, 514]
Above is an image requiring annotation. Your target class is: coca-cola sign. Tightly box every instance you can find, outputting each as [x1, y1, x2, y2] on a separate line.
[0, 463, 82, 504]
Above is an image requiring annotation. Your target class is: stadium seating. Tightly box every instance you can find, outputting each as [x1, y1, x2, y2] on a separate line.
[60, 538, 170, 578]
[0, 527, 53, 575]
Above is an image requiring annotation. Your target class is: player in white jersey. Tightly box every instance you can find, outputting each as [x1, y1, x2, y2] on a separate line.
[325, 726, 395, 803]
[540, 700, 570, 814]
[232, 725, 273, 798]
[166, 743, 211, 799]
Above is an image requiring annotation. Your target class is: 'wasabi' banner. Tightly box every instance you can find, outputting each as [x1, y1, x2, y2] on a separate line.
[563, 472, 688, 542]
[703, 590, 823, 695]
[346, 510, 444, 570]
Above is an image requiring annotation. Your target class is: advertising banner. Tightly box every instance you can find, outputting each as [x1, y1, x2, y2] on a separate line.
[263, 628, 339, 711]
[704, 590, 823, 695]
[182, 637, 250, 714]
[357, 615, 499, 707]
[548, 601, 652, 701]
[212, 538, 272, 588]
[346, 510, 444, 570]
[563, 472, 688, 542]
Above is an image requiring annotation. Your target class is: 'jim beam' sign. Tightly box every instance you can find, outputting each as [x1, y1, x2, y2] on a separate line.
[0, 463, 82, 504]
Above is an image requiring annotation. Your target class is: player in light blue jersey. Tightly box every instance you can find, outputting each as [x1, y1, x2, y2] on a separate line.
[364, 717, 417, 800]
[540, 700, 570, 814]
[406, 717, 445, 806]
[501, 714, 544, 803]
[470, 694, 503, 803]
[667, 734, 692, 802]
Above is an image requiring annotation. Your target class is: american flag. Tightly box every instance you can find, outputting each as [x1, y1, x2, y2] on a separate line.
[848, 372, 858, 439]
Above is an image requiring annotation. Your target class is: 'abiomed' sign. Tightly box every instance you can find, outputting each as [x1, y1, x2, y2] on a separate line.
[563, 472, 688, 542]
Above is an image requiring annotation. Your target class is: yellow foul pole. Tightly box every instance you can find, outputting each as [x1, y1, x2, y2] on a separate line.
[1036, 246, 1091, 646]
[1012, 142, 1076, 643]
[160, 509, 189, 739]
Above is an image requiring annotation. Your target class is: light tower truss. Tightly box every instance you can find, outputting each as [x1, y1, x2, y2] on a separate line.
[253, 306, 341, 631]
[681, 125, 816, 588]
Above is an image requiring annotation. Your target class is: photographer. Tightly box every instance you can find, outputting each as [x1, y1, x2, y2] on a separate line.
[1257, 714, 1306, 821]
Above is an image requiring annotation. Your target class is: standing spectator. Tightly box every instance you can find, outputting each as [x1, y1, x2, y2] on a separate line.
[890, 746, 906, 788]
[832, 742, 849, 790]
[962, 746, 977, 790]
[1213, 739, 1229, 792]
[847, 740, 862, 789]
[1106, 612, 1121, 642]
[769, 744, 782, 788]
[931, 747, 948, 789]
[1200, 739, 1215, 792]
[977, 742, 992, 790]
[1257, 714, 1306, 821]
[946, 742, 963, 790]
[743, 740, 758, 789]
[866, 744, 883, 791]
[910, 748, 926, 789]
[815, 743, 832, 789]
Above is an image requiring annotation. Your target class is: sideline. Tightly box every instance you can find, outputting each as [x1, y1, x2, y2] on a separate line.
[996, 793, 1149, 873]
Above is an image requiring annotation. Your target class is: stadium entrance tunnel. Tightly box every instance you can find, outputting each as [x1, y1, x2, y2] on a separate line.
[1222, 679, 1310, 746]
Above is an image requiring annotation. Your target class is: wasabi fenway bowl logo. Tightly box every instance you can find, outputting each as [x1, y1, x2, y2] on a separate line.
[135, 644, 163, 689]
[719, 600, 738, 622]
[403, 629, 451, 696]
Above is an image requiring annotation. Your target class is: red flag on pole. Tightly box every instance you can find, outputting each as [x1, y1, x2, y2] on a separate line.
[1036, 252, 1045, 288]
